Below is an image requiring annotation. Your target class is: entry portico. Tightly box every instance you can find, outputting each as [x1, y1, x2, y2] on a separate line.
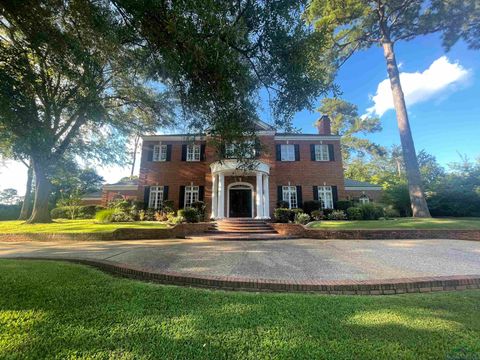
[210, 160, 270, 219]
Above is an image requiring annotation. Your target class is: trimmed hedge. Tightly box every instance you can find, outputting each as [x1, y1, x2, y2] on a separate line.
[178, 208, 199, 223]
[51, 205, 105, 219]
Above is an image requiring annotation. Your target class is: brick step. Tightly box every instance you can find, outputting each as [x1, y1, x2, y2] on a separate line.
[205, 229, 278, 234]
[216, 226, 274, 232]
[217, 219, 269, 223]
[216, 223, 272, 229]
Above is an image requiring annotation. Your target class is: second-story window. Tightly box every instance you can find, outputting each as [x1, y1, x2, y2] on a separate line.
[153, 145, 168, 161]
[187, 144, 201, 161]
[314, 144, 329, 161]
[225, 141, 255, 159]
[280, 144, 295, 161]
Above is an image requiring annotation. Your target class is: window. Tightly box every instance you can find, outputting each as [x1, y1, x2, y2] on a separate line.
[317, 186, 333, 209]
[187, 144, 201, 161]
[149, 186, 164, 209]
[225, 141, 255, 159]
[280, 144, 295, 161]
[184, 186, 199, 208]
[282, 186, 297, 209]
[359, 195, 370, 204]
[153, 145, 167, 161]
[314, 144, 329, 161]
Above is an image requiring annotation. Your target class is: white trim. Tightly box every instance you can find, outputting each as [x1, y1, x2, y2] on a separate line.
[210, 159, 270, 175]
[345, 186, 382, 191]
[103, 185, 138, 191]
[142, 135, 206, 141]
[227, 182, 255, 218]
[274, 135, 340, 141]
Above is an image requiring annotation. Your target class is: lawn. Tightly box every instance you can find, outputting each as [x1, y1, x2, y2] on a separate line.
[1, 260, 479, 359]
[0, 219, 170, 233]
[307, 217, 480, 230]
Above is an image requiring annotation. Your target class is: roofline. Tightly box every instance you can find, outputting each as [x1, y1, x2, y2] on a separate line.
[274, 134, 341, 141]
[344, 186, 382, 191]
[103, 185, 139, 191]
[142, 134, 206, 141]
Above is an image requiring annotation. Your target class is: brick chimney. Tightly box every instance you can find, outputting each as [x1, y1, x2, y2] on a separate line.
[316, 115, 331, 135]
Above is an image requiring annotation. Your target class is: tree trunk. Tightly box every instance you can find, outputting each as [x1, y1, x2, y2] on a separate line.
[26, 160, 52, 223]
[18, 159, 34, 220]
[382, 41, 431, 217]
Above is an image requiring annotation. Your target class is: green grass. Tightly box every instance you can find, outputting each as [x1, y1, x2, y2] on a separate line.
[1, 260, 480, 359]
[0, 219, 169, 233]
[307, 217, 480, 230]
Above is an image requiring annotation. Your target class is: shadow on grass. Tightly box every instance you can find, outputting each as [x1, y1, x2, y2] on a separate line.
[1, 260, 480, 359]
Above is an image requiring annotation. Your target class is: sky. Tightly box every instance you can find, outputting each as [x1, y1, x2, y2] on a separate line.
[1, 33, 479, 196]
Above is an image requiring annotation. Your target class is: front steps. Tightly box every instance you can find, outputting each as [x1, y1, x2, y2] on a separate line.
[190, 218, 299, 241]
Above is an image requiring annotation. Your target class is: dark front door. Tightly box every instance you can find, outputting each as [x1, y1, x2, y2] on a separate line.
[229, 189, 252, 218]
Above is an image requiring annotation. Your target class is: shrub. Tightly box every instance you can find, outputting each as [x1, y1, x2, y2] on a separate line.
[302, 200, 322, 215]
[384, 207, 401, 218]
[327, 210, 347, 220]
[289, 208, 303, 222]
[111, 212, 135, 222]
[276, 201, 289, 208]
[51, 205, 104, 219]
[335, 200, 353, 211]
[154, 211, 168, 222]
[167, 212, 185, 224]
[382, 183, 412, 217]
[294, 212, 310, 225]
[274, 208, 291, 223]
[178, 207, 199, 223]
[322, 208, 334, 218]
[311, 209, 323, 221]
[191, 201, 206, 221]
[346, 207, 363, 220]
[139, 209, 156, 221]
[50, 207, 69, 219]
[95, 209, 117, 223]
[0, 204, 21, 220]
[359, 203, 384, 220]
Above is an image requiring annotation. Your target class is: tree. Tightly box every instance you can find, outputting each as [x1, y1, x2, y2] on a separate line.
[18, 159, 34, 220]
[0, 188, 21, 205]
[0, 1, 174, 222]
[316, 98, 384, 161]
[1, 0, 335, 222]
[305, 0, 476, 217]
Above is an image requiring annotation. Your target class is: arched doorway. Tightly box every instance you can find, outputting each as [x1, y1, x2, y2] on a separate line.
[227, 183, 254, 218]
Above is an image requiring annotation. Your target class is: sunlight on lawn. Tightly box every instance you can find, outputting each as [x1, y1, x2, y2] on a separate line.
[307, 218, 480, 230]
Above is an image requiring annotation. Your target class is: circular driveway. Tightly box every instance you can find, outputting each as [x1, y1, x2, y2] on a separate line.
[1, 238, 480, 281]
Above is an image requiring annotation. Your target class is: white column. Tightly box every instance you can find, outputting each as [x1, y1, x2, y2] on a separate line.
[263, 174, 270, 219]
[217, 173, 225, 218]
[255, 172, 263, 219]
[211, 174, 217, 219]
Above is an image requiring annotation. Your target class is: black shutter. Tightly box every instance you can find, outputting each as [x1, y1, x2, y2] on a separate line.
[313, 186, 318, 201]
[332, 186, 338, 207]
[310, 144, 316, 161]
[181, 145, 187, 161]
[328, 144, 335, 161]
[200, 144, 206, 161]
[199, 186, 205, 202]
[254, 139, 261, 158]
[179, 186, 185, 209]
[143, 186, 150, 209]
[147, 145, 154, 161]
[277, 186, 283, 203]
[296, 186, 302, 208]
[276, 144, 281, 161]
[294, 144, 300, 161]
[166, 145, 172, 161]
[163, 186, 169, 200]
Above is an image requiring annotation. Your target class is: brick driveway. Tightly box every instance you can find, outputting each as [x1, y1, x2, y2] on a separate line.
[1, 238, 480, 281]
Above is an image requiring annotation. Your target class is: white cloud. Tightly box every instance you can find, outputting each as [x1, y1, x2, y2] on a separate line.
[366, 56, 471, 117]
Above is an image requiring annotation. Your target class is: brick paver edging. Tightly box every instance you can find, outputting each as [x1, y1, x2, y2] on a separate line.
[270, 223, 480, 241]
[8, 257, 480, 295]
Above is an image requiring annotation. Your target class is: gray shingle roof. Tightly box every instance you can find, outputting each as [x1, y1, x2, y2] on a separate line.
[344, 179, 382, 188]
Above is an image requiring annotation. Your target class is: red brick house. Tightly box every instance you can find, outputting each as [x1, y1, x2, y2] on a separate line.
[99, 117, 381, 217]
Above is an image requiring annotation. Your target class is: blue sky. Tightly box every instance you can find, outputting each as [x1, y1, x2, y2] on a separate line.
[277, 33, 480, 167]
[0, 33, 479, 194]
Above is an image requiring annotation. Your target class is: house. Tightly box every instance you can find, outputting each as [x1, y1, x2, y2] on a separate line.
[98, 116, 382, 218]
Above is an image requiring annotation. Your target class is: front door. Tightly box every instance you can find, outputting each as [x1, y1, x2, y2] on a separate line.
[229, 189, 252, 218]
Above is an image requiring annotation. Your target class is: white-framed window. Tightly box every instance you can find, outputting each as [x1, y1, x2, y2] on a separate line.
[187, 144, 201, 161]
[225, 140, 256, 159]
[282, 186, 297, 209]
[359, 195, 370, 204]
[149, 186, 164, 209]
[317, 186, 333, 209]
[280, 144, 295, 161]
[153, 145, 168, 161]
[314, 144, 329, 161]
[184, 186, 199, 208]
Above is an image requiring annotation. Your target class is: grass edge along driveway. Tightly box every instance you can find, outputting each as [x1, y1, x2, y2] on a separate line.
[0, 219, 170, 233]
[307, 217, 480, 230]
[1, 259, 479, 359]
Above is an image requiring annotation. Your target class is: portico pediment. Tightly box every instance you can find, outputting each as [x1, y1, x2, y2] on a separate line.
[210, 159, 270, 175]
